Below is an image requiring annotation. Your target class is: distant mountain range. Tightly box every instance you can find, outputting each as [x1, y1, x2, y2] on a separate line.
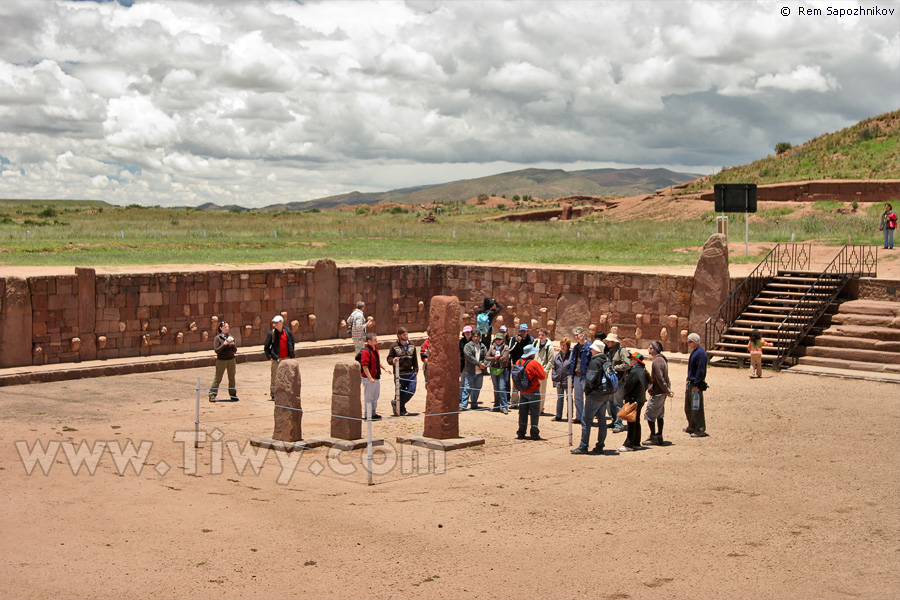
[198, 167, 702, 211]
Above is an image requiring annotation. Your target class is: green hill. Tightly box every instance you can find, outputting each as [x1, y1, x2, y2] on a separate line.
[684, 110, 900, 193]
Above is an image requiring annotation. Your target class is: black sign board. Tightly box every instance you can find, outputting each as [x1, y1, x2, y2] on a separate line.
[714, 183, 757, 213]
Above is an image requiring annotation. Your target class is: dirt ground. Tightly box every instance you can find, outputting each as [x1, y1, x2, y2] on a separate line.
[1, 353, 898, 599]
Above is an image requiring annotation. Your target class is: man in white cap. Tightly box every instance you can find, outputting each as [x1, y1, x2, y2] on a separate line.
[603, 332, 631, 433]
[571, 340, 616, 454]
[685, 332, 709, 437]
[264, 314, 295, 400]
[513, 343, 546, 440]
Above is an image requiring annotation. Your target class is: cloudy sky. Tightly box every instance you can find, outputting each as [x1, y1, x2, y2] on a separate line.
[0, 0, 897, 208]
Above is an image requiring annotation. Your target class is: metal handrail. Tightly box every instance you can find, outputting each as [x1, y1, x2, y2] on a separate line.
[772, 245, 879, 369]
[704, 243, 811, 351]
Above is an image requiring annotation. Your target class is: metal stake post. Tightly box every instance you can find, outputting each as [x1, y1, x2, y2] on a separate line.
[194, 377, 201, 449]
[366, 397, 373, 486]
[567, 376, 573, 446]
[745, 187, 750, 257]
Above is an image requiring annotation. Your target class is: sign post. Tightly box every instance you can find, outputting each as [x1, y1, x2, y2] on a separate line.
[714, 184, 757, 256]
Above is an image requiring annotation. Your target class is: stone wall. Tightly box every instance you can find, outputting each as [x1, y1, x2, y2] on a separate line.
[5, 262, 696, 367]
[443, 265, 694, 349]
[699, 180, 900, 203]
[851, 278, 899, 302]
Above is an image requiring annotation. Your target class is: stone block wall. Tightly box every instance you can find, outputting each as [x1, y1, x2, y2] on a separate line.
[338, 264, 443, 336]
[851, 278, 899, 302]
[442, 265, 694, 350]
[3, 262, 696, 367]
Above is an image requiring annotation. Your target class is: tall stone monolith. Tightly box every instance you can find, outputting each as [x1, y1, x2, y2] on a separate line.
[272, 359, 303, 442]
[423, 295, 461, 439]
[0, 277, 32, 367]
[306, 258, 339, 340]
[331, 361, 362, 440]
[689, 233, 730, 337]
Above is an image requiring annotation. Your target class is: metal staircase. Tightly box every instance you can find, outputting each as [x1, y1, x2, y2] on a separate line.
[705, 244, 878, 371]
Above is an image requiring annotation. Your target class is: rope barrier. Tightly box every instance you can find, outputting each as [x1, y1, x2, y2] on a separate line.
[193, 371, 639, 486]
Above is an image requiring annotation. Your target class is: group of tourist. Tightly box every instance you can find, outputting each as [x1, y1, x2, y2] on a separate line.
[209, 298, 712, 456]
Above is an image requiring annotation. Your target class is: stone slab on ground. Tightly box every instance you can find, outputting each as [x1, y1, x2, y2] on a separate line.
[308, 436, 385, 451]
[249, 438, 328, 452]
[784, 364, 900, 384]
[396, 434, 485, 451]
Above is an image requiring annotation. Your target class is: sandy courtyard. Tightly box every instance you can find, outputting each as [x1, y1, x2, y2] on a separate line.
[1, 353, 898, 599]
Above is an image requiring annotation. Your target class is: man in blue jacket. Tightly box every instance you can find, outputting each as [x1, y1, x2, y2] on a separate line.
[568, 327, 592, 424]
[684, 332, 708, 437]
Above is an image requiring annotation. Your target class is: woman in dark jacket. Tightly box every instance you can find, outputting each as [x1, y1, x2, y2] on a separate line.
[551, 337, 572, 421]
[209, 320, 238, 402]
[619, 352, 648, 451]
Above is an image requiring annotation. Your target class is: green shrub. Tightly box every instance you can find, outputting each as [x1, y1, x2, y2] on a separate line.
[355, 206, 370, 215]
[38, 206, 58, 218]
[389, 206, 408, 214]
[774, 142, 792, 155]
[857, 126, 878, 141]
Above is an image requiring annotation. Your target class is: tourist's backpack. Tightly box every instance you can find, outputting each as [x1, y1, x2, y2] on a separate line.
[475, 312, 490, 337]
[588, 356, 618, 394]
[511, 359, 533, 392]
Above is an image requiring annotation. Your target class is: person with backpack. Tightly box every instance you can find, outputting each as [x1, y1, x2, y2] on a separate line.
[388, 327, 419, 416]
[358, 333, 386, 420]
[513, 344, 546, 441]
[486, 331, 510, 414]
[643, 341, 673, 446]
[603, 333, 631, 433]
[474, 296, 502, 339]
[568, 327, 591, 424]
[879, 203, 897, 250]
[459, 331, 488, 411]
[619, 352, 648, 452]
[570, 340, 616, 454]
[507, 323, 533, 408]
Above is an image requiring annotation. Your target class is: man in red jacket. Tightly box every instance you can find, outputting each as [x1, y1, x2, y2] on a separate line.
[514, 344, 547, 441]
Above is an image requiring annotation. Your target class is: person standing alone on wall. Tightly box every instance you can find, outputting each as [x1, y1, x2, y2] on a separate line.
[264, 315, 295, 401]
[347, 301, 368, 352]
[209, 320, 239, 402]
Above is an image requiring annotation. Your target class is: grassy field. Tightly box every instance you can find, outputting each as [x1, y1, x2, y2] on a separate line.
[0, 198, 890, 267]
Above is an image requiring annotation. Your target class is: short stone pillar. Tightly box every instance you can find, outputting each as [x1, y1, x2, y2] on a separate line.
[272, 359, 303, 442]
[331, 361, 362, 441]
[313, 362, 384, 451]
